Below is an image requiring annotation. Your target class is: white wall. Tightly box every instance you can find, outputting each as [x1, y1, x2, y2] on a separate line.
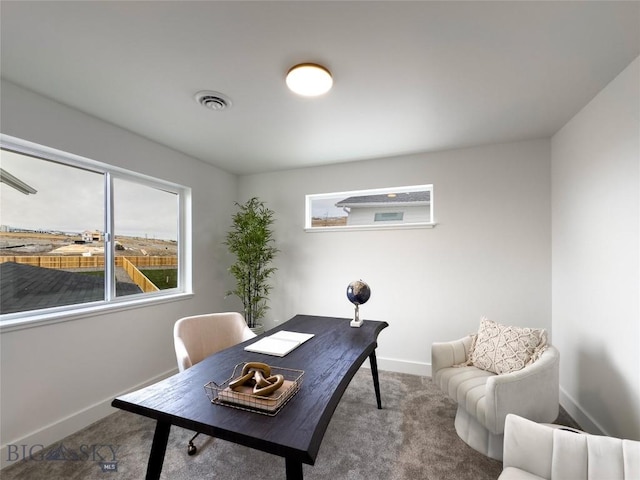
[0, 80, 241, 467]
[239, 139, 552, 375]
[551, 57, 640, 439]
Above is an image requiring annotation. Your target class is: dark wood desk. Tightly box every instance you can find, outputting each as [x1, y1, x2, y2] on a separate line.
[112, 314, 388, 480]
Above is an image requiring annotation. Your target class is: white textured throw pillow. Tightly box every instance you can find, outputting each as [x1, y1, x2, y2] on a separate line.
[469, 317, 548, 374]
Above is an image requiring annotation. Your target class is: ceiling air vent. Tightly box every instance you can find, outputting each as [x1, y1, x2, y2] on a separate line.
[194, 91, 232, 111]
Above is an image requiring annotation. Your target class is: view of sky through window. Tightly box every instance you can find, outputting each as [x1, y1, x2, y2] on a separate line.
[1, 150, 178, 240]
[1, 150, 103, 234]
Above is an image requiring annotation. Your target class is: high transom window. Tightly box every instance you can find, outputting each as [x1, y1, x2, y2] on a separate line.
[305, 184, 434, 231]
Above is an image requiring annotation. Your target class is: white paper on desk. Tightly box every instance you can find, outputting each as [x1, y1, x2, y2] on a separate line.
[244, 331, 314, 357]
[270, 330, 314, 343]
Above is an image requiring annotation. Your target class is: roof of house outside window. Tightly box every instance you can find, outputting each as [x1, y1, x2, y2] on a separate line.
[0, 262, 142, 314]
[336, 191, 430, 208]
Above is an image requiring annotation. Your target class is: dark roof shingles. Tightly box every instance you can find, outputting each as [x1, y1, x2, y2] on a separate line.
[336, 191, 430, 206]
[0, 262, 142, 314]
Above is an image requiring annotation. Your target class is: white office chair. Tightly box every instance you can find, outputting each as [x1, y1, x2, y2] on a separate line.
[173, 312, 256, 454]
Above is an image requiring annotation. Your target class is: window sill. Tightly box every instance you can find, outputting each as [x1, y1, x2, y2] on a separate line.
[0, 291, 194, 333]
[304, 222, 437, 233]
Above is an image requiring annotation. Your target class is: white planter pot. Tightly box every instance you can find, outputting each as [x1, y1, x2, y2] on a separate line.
[250, 324, 264, 336]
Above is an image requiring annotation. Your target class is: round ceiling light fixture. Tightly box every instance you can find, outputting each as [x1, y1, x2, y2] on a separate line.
[286, 63, 333, 97]
[194, 91, 232, 111]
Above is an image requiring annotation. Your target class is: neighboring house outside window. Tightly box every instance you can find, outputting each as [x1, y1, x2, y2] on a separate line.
[336, 191, 431, 226]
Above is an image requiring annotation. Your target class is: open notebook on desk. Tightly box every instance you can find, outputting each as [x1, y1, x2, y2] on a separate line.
[244, 330, 315, 357]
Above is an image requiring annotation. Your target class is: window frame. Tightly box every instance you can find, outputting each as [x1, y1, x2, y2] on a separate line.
[374, 212, 404, 222]
[0, 134, 193, 331]
[305, 184, 435, 232]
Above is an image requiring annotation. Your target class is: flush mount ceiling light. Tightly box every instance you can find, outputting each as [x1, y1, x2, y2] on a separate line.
[194, 91, 232, 111]
[286, 63, 333, 97]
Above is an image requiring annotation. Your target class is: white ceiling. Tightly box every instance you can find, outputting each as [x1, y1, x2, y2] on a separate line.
[1, 1, 639, 175]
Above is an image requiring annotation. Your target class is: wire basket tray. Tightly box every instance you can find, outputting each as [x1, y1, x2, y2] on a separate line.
[204, 362, 304, 416]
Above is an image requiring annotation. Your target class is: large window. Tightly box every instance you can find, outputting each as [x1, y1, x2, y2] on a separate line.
[0, 135, 191, 327]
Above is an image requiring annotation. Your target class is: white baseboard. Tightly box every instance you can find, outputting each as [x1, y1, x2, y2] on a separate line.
[559, 387, 607, 436]
[2, 358, 426, 472]
[364, 360, 609, 437]
[361, 355, 431, 377]
[5, 362, 601, 472]
[0, 367, 178, 471]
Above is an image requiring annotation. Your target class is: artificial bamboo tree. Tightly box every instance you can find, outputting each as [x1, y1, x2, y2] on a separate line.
[224, 197, 278, 329]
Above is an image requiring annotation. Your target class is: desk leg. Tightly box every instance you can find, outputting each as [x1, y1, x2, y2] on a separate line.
[285, 458, 304, 480]
[369, 351, 382, 409]
[146, 420, 171, 480]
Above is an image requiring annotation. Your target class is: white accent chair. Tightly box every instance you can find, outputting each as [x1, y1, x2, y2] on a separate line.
[499, 414, 640, 479]
[173, 312, 256, 454]
[432, 335, 559, 460]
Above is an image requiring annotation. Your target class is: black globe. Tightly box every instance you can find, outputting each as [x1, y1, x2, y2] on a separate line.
[346, 280, 371, 305]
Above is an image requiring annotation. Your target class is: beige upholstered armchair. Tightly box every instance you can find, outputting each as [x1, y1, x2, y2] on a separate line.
[432, 320, 560, 460]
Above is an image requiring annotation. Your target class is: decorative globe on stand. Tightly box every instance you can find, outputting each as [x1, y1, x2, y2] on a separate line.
[346, 280, 371, 328]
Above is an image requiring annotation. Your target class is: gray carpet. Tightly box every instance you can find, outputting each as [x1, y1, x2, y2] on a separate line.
[1, 370, 579, 480]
